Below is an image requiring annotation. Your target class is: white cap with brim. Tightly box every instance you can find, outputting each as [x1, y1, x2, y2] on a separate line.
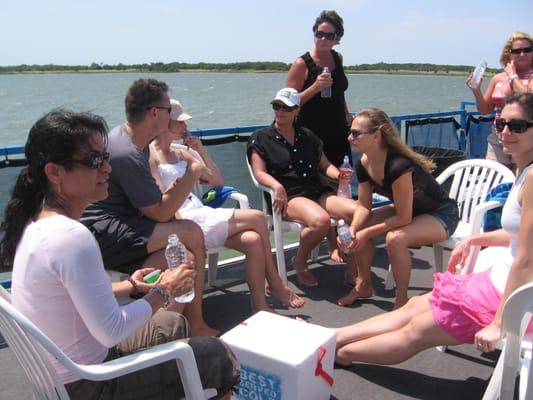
[271, 88, 300, 107]
[170, 99, 192, 121]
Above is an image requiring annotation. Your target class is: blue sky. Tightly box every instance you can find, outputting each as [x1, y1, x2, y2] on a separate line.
[0, 0, 531, 68]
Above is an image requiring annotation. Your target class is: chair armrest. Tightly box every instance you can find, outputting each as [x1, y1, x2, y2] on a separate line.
[70, 340, 199, 381]
[469, 200, 503, 235]
[228, 192, 249, 209]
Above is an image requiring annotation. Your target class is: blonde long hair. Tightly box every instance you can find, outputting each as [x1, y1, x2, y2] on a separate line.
[500, 31, 533, 67]
[357, 107, 436, 173]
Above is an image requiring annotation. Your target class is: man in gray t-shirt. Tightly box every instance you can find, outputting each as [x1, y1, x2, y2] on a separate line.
[82, 78, 218, 336]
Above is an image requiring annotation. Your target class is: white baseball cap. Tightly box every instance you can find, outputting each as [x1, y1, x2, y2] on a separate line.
[170, 99, 192, 121]
[271, 88, 300, 107]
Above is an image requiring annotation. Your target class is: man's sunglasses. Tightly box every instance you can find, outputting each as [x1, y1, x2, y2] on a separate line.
[71, 151, 110, 169]
[147, 106, 172, 114]
[272, 103, 298, 112]
[510, 46, 532, 55]
[314, 30, 337, 40]
[495, 118, 533, 134]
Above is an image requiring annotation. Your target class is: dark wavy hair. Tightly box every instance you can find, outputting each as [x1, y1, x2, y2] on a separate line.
[505, 93, 533, 120]
[312, 10, 344, 39]
[125, 78, 169, 124]
[0, 109, 108, 271]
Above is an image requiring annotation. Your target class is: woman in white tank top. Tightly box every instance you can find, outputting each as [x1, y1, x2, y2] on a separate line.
[334, 93, 533, 367]
[149, 99, 304, 313]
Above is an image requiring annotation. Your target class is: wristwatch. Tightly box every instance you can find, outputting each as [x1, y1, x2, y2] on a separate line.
[508, 74, 518, 86]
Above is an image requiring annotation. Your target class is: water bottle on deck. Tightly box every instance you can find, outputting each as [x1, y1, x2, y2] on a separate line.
[337, 155, 353, 198]
[321, 66, 332, 98]
[165, 234, 195, 303]
[468, 61, 487, 89]
[337, 219, 352, 249]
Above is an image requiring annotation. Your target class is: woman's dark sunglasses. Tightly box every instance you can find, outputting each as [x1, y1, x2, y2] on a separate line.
[71, 151, 110, 169]
[272, 103, 298, 112]
[510, 46, 532, 55]
[495, 118, 533, 134]
[349, 129, 373, 138]
[314, 30, 337, 40]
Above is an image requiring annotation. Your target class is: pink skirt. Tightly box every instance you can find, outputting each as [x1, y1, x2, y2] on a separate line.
[429, 269, 501, 343]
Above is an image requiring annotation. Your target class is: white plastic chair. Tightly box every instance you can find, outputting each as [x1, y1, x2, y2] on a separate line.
[385, 159, 514, 289]
[170, 143, 250, 287]
[482, 282, 533, 400]
[0, 286, 215, 400]
[246, 157, 335, 284]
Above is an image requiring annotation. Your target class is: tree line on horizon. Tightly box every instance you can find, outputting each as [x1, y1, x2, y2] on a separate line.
[0, 61, 497, 74]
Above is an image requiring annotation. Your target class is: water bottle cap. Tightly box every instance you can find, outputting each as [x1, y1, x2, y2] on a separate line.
[343, 155, 349, 162]
[168, 233, 179, 245]
[338, 219, 346, 226]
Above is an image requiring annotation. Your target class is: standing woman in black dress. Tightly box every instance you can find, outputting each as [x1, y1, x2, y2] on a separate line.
[286, 9, 353, 262]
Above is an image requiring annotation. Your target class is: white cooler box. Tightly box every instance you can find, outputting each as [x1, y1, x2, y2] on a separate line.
[221, 311, 336, 400]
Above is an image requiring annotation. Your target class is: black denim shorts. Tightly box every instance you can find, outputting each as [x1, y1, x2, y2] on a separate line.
[430, 200, 460, 238]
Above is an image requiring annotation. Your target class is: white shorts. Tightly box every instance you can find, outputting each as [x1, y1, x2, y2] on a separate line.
[181, 206, 234, 249]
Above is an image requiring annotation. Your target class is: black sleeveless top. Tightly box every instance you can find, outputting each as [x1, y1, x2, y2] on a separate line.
[297, 50, 351, 167]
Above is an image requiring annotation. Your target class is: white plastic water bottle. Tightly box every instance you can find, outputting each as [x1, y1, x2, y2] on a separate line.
[165, 233, 195, 303]
[468, 61, 487, 89]
[337, 155, 353, 198]
[337, 219, 352, 248]
[321, 66, 332, 98]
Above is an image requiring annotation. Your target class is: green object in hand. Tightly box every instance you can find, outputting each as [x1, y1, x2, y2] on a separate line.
[143, 270, 161, 284]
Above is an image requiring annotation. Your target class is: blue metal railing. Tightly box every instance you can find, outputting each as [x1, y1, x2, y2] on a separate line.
[0, 101, 492, 163]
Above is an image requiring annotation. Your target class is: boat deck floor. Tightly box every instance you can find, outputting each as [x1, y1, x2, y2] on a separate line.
[0, 243, 498, 399]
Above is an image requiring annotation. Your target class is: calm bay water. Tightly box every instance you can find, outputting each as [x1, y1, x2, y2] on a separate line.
[0, 72, 479, 211]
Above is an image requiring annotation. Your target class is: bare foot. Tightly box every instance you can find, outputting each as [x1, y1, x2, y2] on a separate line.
[269, 285, 305, 308]
[190, 323, 221, 337]
[295, 268, 318, 287]
[329, 247, 345, 263]
[337, 283, 373, 307]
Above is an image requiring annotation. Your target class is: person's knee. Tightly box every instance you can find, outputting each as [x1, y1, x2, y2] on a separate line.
[308, 212, 331, 233]
[385, 230, 408, 252]
[240, 230, 263, 251]
[151, 309, 189, 344]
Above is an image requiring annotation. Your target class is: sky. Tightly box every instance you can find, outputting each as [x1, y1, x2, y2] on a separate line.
[0, 0, 531, 69]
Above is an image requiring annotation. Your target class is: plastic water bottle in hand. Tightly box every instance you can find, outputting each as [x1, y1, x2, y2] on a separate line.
[468, 61, 487, 89]
[165, 233, 195, 303]
[321, 66, 332, 98]
[337, 155, 353, 198]
[337, 219, 352, 250]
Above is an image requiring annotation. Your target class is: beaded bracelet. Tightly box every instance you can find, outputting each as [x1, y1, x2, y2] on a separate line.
[148, 285, 171, 307]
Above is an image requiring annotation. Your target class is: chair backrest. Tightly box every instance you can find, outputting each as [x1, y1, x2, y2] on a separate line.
[436, 159, 515, 224]
[405, 117, 461, 150]
[498, 281, 533, 400]
[466, 115, 494, 159]
[0, 288, 70, 399]
[245, 155, 273, 216]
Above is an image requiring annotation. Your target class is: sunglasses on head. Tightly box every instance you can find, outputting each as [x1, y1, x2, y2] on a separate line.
[510, 46, 532, 55]
[314, 30, 337, 40]
[272, 103, 298, 112]
[70, 151, 110, 169]
[495, 118, 533, 134]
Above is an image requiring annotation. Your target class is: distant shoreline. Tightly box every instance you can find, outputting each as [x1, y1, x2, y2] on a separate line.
[0, 61, 497, 77]
[0, 69, 490, 77]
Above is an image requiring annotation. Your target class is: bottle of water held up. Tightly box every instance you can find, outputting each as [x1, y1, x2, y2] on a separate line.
[337, 219, 352, 248]
[165, 234, 195, 303]
[337, 155, 353, 198]
[321, 66, 332, 98]
[468, 61, 487, 89]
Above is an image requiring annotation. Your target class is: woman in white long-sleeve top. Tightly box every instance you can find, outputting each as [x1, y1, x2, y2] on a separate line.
[0, 109, 239, 399]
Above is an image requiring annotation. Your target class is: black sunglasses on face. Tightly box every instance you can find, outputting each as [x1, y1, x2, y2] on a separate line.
[510, 46, 533, 55]
[272, 103, 298, 112]
[147, 106, 172, 114]
[495, 118, 533, 134]
[314, 30, 337, 40]
[349, 129, 373, 138]
[71, 151, 110, 169]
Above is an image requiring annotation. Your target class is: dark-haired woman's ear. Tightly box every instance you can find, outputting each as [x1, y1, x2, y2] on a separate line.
[43, 162, 62, 189]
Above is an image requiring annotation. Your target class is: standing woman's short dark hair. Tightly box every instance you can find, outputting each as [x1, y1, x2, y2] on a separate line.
[313, 10, 344, 39]
[0, 109, 108, 271]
